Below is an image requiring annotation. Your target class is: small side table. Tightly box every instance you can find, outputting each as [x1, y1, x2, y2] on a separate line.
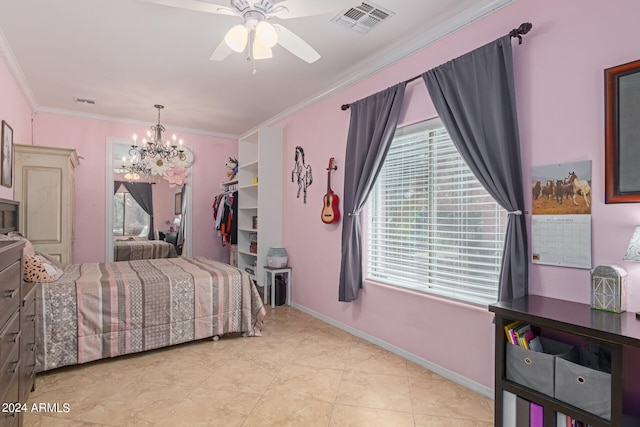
[263, 266, 292, 308]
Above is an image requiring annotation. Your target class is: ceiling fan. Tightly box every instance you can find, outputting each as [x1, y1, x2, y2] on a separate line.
[140, 0, 346, 71]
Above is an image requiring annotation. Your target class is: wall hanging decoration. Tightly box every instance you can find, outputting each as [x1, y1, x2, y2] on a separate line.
[321, 157, 340, 224]
[531, 160, 592, 269]
[605, 59, 640, 203]
[291, 146, 313, 203]
[1, 120, 13, 188]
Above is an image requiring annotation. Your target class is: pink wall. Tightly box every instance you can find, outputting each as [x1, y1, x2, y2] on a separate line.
[278, 0, 640, 407]
[0, 55, 33, 201]
[32, 113, 236, 263]
[2, 0, 640, 410]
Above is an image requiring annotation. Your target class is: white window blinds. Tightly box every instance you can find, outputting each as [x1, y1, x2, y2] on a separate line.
[367, 119, 508, 305]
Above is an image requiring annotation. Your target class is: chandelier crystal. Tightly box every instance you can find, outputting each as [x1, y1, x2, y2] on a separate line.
[129, 105, 185, 168]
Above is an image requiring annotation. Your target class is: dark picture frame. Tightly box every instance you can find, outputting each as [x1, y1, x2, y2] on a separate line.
[605, 59, 640, 203]
[174, 192, 182, 214]
[1, 120, 13, 188]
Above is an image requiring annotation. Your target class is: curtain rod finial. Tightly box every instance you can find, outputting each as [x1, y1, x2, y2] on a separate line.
[341, 104, 351, 111]
[518, 22, 533, 35]
[509, 22, 533, 44]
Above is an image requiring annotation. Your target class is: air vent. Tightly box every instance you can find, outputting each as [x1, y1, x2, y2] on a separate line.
[74, 97, 96, 105]
[332, 2, 394, 34]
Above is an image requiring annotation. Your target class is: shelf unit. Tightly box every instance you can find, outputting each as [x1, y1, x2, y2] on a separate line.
[489, 295, 640, 427]
[220, 179, 238, 193]
[237, 127, 283, 287]
[220, 179, 238, 266]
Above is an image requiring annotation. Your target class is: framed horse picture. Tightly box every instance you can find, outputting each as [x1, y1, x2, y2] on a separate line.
[605, 59, 640, 203]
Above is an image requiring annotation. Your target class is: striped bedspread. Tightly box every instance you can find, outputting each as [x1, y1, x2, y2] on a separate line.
[113, 239, 178, 261]
[35, 257, 266, 372]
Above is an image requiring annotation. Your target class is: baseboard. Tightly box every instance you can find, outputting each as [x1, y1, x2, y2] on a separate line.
[291, 302, 494, 399]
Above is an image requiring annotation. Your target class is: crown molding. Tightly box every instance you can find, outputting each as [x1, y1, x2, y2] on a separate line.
[34, 106, 239, 140]
[240, 0, 516, 138]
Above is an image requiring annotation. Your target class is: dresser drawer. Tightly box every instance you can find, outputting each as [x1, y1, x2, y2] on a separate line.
[20, 287, 37, 402]
[21, 287, 36, 349]
[0, 311, 20, 371]
[0, 369, 19, 427]
[0, 262, 21, 328]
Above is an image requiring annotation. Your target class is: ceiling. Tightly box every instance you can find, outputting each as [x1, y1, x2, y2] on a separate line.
[0, 0, 513, 138]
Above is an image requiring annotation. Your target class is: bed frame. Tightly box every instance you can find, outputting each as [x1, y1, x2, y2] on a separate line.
[0, 198, 19, 234]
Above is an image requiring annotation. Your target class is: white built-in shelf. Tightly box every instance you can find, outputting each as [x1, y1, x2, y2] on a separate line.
[239, 160, 258, 169]
[237, 127, 283, 288]
[239, 249, 257, 257]
[239, 184, 258, 190]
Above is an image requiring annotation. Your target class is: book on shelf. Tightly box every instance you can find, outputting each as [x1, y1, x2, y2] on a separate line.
[504, 321, 543, 352]
[530, 402, 543, 427]
[515, 396, 530, 427]
[503, 321, 520, 345]
[502, 391, 517, 426]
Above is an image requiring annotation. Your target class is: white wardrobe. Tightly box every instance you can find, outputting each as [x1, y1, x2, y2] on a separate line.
[14, 144, 80, 264]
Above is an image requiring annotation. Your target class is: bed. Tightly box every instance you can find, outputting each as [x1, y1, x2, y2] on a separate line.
[35, 257, 265, 372]
[0, 199, 266, 374]
[113, 239, 178, 261]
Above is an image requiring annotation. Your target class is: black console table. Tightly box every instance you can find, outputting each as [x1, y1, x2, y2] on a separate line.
[489, 295, 640, 426]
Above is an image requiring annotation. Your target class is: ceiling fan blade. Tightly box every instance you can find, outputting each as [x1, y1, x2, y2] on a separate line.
[138, 0, 233, 15]
[272, 0, 347, 19]
[273, 24, 320, 63]
[209, 40, 233, 61]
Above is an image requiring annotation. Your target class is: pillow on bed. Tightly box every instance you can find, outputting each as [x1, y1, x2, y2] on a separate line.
[23, 254, 64, 283]
[35, 250, 65, 269]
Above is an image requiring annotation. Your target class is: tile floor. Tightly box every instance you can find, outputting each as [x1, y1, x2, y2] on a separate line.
[24, 306, 494, 426]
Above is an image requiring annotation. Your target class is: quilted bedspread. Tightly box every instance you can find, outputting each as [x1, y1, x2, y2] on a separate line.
[35, 257, 266, 372]
[113, 240, 178, 261]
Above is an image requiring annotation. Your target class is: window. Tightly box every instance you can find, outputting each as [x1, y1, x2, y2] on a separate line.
[113, 191, 150, 237]
[367, 118, 508, 305]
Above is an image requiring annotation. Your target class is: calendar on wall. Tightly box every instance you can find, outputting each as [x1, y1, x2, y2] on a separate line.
[530, 160, 592, 269]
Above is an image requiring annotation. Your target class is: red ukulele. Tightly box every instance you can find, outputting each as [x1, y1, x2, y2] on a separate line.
[321, 157, 340, 224]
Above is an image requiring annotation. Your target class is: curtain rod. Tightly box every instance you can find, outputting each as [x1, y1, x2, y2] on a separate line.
[340, 22, 533, 111]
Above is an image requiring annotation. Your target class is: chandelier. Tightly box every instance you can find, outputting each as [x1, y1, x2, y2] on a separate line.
[120, 154, 152, 180]
[130, 105, 185, 163]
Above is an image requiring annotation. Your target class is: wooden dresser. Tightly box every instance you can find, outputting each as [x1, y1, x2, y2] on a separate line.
[0, 239, 25, 427]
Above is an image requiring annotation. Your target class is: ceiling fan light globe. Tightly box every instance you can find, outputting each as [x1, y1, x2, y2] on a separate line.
[255, 21, 278, 48]
[252, 37, 272, 59]
[224, 25, 248, 52]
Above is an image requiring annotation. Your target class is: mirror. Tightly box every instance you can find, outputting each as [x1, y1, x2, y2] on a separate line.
[605, 59, 640, 203]
[105, 137, 192, 261]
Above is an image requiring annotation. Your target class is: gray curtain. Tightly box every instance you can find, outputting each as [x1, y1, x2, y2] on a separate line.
[122, 182, 155, 241]
[114, 181, 123, 194]
[339, 82, 406, 302]
[176, 184, 186, 254]
[422, 35, 528, 301]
